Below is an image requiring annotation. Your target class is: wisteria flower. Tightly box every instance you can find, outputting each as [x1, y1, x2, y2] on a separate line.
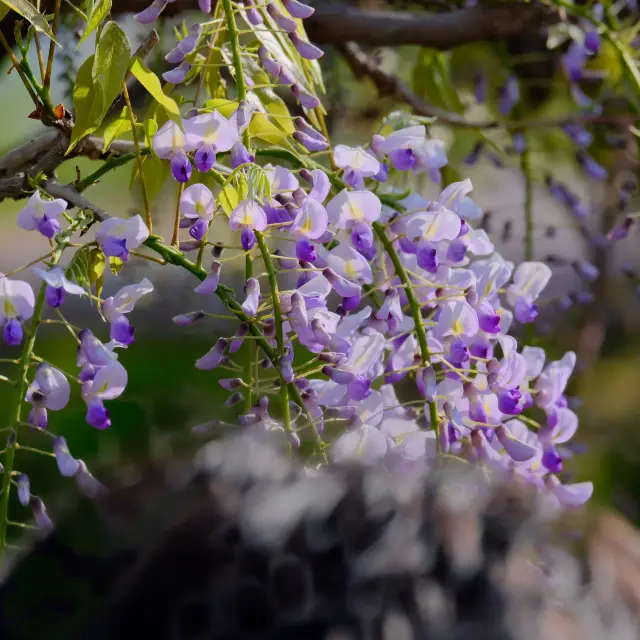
[102, 278, 154, 346]
[25, 363, 71, 429]
[0, 274, 34, 346]
[333, 145, 380, 190]
[152, 119, 192, 182]
[506, 262, 552, 323]
[95, 215, 150, 261]
[291, 198, 328, 240]
[184, 111, 239, 172]
[165, 23, 202, 65]
[326, 189, 381, 251]
[180, 183, 215, 241]
[53, 436, 80, 477]
[135, 0, 169, 23]
[229, 199, 268, 250]
[33, 266, 86, 308]
[373, 125, 447, 179]
[16, 191, 67, 238]
[81, 360, 128, 429]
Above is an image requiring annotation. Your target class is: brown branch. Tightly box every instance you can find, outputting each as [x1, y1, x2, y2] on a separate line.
[305, 1, 559, 48]
[338, 42, 640, 131]
[43, 180, 109, 221]
[337, 42, 496, 128]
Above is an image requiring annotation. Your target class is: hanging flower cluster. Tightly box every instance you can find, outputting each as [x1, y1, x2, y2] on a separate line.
[4, 0, 622, 547]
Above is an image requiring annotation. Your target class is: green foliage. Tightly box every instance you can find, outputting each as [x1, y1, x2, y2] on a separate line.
[0, 0, 59, 43]
[64, 245, 105, 305]
[129, 57, 182, 125]
[76, 0, 112, 48]
[68, 22, 131, 153]
[102, 107, 133, 151]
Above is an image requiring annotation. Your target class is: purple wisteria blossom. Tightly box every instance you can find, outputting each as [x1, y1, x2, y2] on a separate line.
[33, 266, 86, 308]
[229, 199, 268, 250]
[81, 360, 128, 430]
[25, 363, 70, 429]
[0, 274, 34, 346]
[506, 262, 552, 324]
[333, 145, 380, 190]
[152, 119, 192, 182]
[179, 183, 215, 241]
[372, 125, 447, 181]
[184, 111, 239, 173]
[16, 191, 67, 238]
[95, 215, 150, 261]
[101, 278, 154, 346]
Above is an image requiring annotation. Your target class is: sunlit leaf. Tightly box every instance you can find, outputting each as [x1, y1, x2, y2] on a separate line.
[76, 0, 111, 47]
[129, 57, 182, 125]
[109, 256, 125, 275]
[0, 0, 59, 44]
[102, 107, 132, 151]
[68, 22, 131, 153]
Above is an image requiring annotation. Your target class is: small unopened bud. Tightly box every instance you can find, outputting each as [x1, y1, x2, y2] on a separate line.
[219, 378, 244, 391]
[211, 242, 224, 258]
[173, 310, 206, 326]
[225, 392, 244, 408]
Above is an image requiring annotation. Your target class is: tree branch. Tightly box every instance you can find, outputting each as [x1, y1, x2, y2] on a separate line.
[337, 42, 496, 128]
[338, 42, 640, 131]
[305, 1, 558, 48]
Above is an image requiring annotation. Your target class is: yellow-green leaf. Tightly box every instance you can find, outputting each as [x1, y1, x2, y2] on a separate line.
[76, 0, 111, 47]
[129, 57, 182, 125]
[102, 107, 132, 151]
[109, 256, 125, 275]
[217, 184, 239, 216]
[143, 118, 158, 148]
[203, 98, 238, 119]
[88, 247, 106, 284]
[68, 23, 131, 153]
[0, 0, 59, 44]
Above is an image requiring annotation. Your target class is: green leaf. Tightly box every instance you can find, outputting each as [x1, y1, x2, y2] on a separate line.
[0, 3, 10, 20]
[0, 0, 60, 44]
[88, 247, 106, 284]
[93, 21, 130, 103]
[413, 50, 463, 113]
[130, 153, 170, 201]
[109, 256, 125, 275]
[143, 117, 158, 148]
[68, 22, 131, 153]
[129, 57, 182, 125]
[65, 246, 93, 291]
[218, 183, 239, 216]
[76, 0, 111, 47]
[102, 107, 132, 151]
[203, 97, 238, 118]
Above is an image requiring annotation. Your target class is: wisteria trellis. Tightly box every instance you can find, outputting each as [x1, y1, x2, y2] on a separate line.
[0, 0, 637, 565]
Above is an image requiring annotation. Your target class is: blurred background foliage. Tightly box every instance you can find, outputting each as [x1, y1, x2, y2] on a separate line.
[1, 0, 640, 542]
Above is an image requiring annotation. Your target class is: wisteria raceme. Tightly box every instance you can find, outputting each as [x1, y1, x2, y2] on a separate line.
[4, 0, 638, 591]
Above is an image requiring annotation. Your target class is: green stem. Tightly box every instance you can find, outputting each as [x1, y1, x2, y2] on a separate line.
[76, 148, 151, 192]
[43, 0, 62, 96]
[372, 222, 439, 431]
[122, 82, 153, 234]
[144, 235, 325, 461]
[255, 231, 291, 435]
[0, 214, 88, 566]
[0, 31, 40, 109]
[221, 0, 251, 149]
